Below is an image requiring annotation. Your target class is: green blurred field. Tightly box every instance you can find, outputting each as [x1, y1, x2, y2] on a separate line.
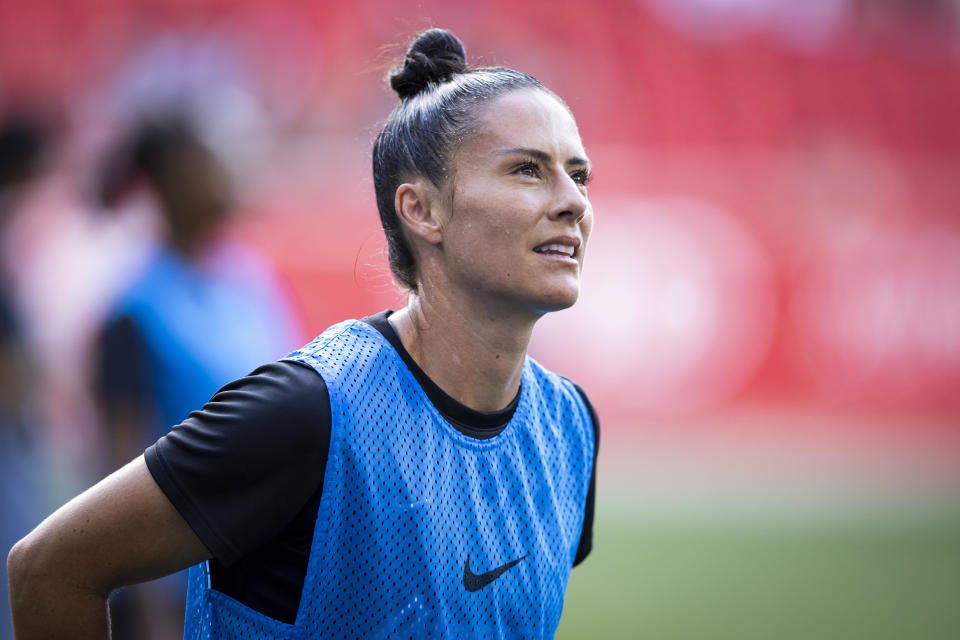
[557, 507, 960, 639]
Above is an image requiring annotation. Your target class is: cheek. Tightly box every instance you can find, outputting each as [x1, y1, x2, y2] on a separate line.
[459, 218, 521, 267]
[453, 188, 533, 245]
[580, 208, 595, 247]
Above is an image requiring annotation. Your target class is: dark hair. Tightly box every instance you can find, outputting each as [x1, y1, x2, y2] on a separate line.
[0, 114, 48, 192]
[97, 115, 203, 207]
[373, 28, 552, 290]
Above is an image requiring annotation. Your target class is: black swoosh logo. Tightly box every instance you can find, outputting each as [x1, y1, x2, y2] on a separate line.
[462, 553, 527, 592]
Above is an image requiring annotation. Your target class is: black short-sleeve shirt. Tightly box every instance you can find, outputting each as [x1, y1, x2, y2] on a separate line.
[145, 311, 599, 623]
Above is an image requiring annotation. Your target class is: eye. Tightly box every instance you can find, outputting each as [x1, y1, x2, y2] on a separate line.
[570, 169, 592, 187]
[513, 161, 541, 179]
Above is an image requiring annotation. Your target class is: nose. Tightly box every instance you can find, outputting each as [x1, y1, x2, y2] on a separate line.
[548, 172, 589, 223]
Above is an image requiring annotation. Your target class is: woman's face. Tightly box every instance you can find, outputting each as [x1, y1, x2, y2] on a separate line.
[436, 88, 593, 315]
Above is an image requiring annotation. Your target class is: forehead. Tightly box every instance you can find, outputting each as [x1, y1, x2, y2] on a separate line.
[464, 88, 586, 159]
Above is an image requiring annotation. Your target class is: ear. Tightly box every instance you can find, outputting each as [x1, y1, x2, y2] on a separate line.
[394, 181, 444, 246]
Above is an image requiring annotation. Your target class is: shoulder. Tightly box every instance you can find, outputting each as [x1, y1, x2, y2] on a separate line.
[563, 378, 599, 432]
[152, 359, 331, 482]
[218, 358, 326, 402]
[146, 359, 332, 565]
[526, 358, 596, 417]
[523, 357, 599, 445]
[189, 359, 330, 454]
[286, 319, 388, 375]
[113, 248, 177, 304]
[561, 377, 600, 451]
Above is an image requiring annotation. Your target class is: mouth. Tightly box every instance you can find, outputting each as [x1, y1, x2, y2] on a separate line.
[533, 237, 580, 263]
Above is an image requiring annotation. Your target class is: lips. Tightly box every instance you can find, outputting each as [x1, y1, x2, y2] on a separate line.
[533, 236, 580, 258]
[534, 243, 575, 257]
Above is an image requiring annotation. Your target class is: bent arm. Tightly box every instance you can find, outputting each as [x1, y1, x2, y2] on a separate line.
[7, 455, 210, 639]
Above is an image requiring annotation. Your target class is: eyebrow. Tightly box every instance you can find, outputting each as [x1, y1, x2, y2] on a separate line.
[495, 146, 590, 168]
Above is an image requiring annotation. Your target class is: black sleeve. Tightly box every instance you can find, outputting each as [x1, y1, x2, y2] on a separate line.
[144, 359, 331, 566]
[571, 382, 599, 567]
[0, 287, 18, 342]
[98, 313, 149, 405]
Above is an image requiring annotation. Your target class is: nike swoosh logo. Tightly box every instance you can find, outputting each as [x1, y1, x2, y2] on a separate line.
[462, 553, 527, 592]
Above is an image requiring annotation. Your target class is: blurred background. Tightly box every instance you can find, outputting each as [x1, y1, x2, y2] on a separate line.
[1, 0, 958, 638]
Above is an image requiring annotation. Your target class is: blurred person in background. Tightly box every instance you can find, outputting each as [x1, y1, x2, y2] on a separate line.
[0, 113, 51, 640]
[90, 114, 301, 639]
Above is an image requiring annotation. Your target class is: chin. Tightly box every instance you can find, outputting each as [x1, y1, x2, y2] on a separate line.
[531, 286, 581, 314]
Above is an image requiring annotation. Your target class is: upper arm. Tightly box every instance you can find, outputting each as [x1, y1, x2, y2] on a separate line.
[11, 455, 210, 598]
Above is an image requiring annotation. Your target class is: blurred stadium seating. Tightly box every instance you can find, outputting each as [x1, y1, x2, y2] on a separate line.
[1, 1, 958, 638]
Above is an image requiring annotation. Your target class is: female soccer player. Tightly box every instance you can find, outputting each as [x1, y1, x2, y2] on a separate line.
[8, 28, 598, 639]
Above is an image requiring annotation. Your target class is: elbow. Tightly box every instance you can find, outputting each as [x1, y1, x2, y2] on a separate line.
[7, 527, 75, 616]
[7, 529, 75, 629]
[8, 535, 30, 589]
[7, 533, 46, 613]
[7, 535, 34, 613]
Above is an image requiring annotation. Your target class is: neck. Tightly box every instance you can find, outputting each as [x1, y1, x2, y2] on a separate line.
[167, 225, 217, 262]
[389, 288, 538, 413]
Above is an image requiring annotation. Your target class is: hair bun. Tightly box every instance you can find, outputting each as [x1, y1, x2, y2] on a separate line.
[389, 28, 467, 100]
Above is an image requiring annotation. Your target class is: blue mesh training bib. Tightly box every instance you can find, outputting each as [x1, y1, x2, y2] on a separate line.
[183, 319, 594, 639]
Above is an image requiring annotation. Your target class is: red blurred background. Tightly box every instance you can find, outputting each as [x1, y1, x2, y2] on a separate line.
[2, 1, 959, 638]
[2, 0, 958, 531]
